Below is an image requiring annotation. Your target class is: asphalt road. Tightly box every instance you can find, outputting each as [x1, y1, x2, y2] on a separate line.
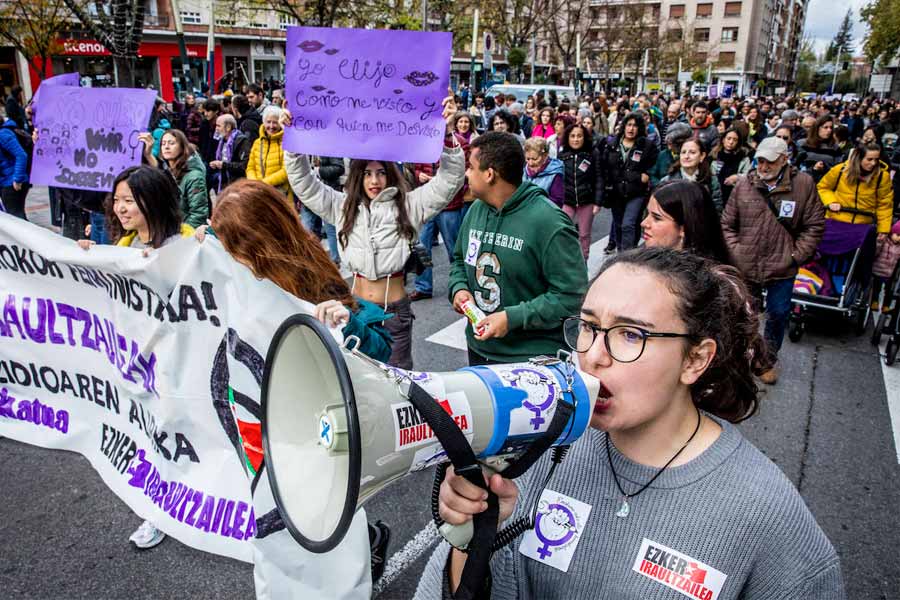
[2, 194, 899, 600]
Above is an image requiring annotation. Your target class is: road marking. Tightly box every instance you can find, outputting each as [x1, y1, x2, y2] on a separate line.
[425, 236, 611, 351]
[425, 316, 468, 351]
[373, 522, 439, 598]
[879, 340, 900, 463]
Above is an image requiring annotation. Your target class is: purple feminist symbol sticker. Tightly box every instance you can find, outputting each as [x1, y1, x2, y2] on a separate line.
[508, 368, 555, 430]
[387, 367, 431, 384]
[533, 503, 577, 559]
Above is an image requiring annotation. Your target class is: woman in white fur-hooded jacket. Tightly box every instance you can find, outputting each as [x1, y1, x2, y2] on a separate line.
[283, 99, 465, 370]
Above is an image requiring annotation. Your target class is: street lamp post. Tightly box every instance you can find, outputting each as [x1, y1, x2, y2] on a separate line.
[831, 47, 842, 95]
[575, 33, 581, 95]
[170, 0, 193, 97]
[469, 9, 479, 92]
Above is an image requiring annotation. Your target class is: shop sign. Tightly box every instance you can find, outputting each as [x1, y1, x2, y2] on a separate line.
[62, 40, 111, 56]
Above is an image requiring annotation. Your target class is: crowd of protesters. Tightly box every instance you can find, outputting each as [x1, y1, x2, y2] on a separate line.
[4, 71, 900, 598]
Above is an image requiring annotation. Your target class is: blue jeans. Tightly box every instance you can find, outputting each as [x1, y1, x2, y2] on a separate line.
[414, 209, 463, 295]
[300, 205, 339, 264]
[90, 211, 109, 245]
[756, 278, 794, 361]
[612, 196, 645, 250]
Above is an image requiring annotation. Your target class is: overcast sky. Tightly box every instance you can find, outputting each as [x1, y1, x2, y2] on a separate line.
[804, 0, 870, 56]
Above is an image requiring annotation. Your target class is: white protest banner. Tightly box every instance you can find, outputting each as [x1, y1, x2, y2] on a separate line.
[0, 214, 326, 564]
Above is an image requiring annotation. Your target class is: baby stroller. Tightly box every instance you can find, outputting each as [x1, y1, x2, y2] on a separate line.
[789, 209, 877, 342]
[871, 250, 900, 365]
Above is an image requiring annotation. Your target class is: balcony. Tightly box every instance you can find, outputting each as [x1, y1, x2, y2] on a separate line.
[144, 14, 170, 27]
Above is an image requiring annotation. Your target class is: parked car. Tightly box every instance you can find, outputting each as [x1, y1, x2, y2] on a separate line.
[483, 84, 576, 103]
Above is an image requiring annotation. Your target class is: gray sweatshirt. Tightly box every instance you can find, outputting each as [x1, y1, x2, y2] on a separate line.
[414, 417, 844, 600]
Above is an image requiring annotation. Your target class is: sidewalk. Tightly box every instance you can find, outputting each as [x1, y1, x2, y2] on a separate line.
[22, 185, 58, 233]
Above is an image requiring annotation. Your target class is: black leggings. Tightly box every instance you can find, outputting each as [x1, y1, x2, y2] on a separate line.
[1, 185, 28, 220]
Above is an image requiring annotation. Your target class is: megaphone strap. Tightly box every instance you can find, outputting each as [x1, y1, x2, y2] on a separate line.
[500, 395, 575, 480]
[406, 381, 498, 600]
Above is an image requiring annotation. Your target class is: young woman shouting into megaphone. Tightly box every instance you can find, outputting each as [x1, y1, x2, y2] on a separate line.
[416, 248, 845, 600]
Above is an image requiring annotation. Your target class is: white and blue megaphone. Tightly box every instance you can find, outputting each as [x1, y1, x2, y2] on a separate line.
[261, 314, 599, 552]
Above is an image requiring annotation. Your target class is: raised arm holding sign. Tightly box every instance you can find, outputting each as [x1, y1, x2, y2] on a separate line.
[286, 26, 465, 370]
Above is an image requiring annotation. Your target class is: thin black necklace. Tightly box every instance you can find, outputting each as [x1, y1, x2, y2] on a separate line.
[606, 409, 702, 519]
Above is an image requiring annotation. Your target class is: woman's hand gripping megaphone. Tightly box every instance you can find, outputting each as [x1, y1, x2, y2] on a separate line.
[438, 466, 519, 527]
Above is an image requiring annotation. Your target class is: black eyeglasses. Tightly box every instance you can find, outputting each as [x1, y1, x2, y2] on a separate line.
[562, 317, 692, 363]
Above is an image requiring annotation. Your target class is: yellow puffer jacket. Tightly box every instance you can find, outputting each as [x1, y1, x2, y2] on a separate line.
[817, 161, 894, 234]
[117, 223, 195, 247]
[246, 125, 291, 200]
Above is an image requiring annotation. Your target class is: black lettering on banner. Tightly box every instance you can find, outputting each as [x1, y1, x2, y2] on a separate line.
[127, 398, 200, 464]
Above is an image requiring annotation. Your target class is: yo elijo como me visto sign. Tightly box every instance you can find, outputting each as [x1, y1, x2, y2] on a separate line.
[283, 26, 453, 164]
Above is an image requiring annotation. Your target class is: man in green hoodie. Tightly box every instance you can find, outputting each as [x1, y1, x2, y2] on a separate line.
[449, 132, 588, 365]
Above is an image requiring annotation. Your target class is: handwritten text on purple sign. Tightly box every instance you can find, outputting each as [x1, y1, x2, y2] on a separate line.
[31, 87, 156, 192]
[284, 27, 452, 163]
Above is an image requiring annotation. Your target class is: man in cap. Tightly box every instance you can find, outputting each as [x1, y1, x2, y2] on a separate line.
[722, 136, 825, 385]
[779, 109, 806, 142]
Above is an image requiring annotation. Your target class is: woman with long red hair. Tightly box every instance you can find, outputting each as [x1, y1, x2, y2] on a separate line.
[197, 179, 392, 587]
[198, 179, 392, 360]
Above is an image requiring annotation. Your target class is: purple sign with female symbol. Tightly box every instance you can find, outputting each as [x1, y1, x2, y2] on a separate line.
[284, 26, 452, 163]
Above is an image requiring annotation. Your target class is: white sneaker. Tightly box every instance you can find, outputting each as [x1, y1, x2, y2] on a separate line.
[129, 520, 166, 549]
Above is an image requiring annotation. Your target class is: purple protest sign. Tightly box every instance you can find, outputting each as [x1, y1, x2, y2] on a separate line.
[30, 86, 156, 192]
[31, 72, 81, 109]
[284, 26, 452, 163]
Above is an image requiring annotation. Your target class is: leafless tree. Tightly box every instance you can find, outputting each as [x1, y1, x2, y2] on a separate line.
[545, 0, 600, 83]
[0, 0, 72, 81]
[62, 0, 146, 86]
[475, 0, 549, 53]
[656, 17, 720, 81]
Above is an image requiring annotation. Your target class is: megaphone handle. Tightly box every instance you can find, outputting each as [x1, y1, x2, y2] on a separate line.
[405, 381, 499, 599]
[434, 462, 501, 550]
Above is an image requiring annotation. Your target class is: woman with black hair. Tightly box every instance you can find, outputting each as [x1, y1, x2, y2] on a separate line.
[488, 110, 525, 146]
[558, 123, 602, 259]
[710, 127, 752, 206]
[77, 165, 193, 550]
[640, 179, 730, 263]
[283, 98, 464, 370]
[419, 248, 843, 600]
[480, 95, 496, 132]
[597, 111, 659, 251]
[78, 165, 192, 251]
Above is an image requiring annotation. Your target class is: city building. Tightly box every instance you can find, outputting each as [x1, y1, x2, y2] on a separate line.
[587, 0, 810, 94]
[4, 0, 290, 101]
